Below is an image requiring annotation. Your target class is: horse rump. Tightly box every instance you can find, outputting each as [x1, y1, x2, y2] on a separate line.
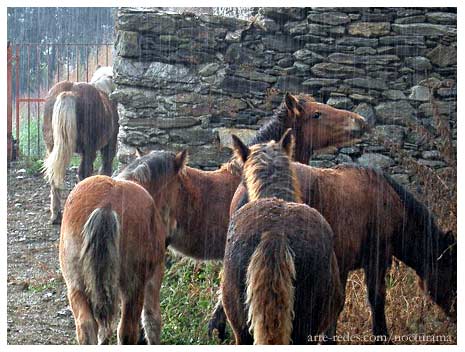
[246, 231, 296, 345]
[80, 204, 120, 336]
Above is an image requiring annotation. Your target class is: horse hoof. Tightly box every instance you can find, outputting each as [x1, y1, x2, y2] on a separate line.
[208, 319, 226, 342]
[137, 328, 148, 345]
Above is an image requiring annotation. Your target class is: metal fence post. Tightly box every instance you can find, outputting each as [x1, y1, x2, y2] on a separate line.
[7, 41, 13, 164]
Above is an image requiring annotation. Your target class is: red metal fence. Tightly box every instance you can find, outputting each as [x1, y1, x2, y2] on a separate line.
[6, 42, 113, 163]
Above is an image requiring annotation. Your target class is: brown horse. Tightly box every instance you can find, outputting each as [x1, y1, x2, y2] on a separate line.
[43, 68, 118, 224]
[167, 92, 367, 260]
[227, 161, 456, 342]
[59, 150, 187, 344]
[222, 130, 344, 344]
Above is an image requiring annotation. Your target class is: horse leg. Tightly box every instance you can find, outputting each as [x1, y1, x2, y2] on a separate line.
[364, 257, 391, 344]
[234, 328, 254, 345]
[323, 270, 348, 345]
[78, 149, 96, 182]
[118, 288, 145, 344]
[50, 184, 62, 225]
[141, 264, 164, 344]
[99, 134, 117, 176]
[68, 288, 98, 344]
[208, 287, 228, 341]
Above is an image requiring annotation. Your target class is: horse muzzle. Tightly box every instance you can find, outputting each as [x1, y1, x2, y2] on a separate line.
[345, 113, 369, 137]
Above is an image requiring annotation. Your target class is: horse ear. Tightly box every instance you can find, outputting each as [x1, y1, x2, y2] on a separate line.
[231, 134, 250, 163]
[284, 92, 301, 118]
[174, 149, 188, 173]
[279, 128, 295, 158]
[135, 147, 144, 158]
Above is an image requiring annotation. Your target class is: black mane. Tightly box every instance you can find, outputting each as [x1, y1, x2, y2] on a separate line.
[118, 150, 177, 183]
[248, 103, 287, 146]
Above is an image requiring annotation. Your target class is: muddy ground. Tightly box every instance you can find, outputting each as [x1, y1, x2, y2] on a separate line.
[7, 162, 76, 344]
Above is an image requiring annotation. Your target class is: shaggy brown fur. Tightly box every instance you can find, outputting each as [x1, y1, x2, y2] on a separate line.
[222, 131, 344, 344]
[43, 77, 119, 225]
[59, 150, 187, 344]
[246, 231, 296, 344]
[225, 162, 457, 342]
[237, 131, 301, 203]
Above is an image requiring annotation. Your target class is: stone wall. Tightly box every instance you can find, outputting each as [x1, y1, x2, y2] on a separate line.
[113, 7, 456, 185]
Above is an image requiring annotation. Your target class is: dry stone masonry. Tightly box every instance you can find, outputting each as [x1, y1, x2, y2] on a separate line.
[113, 7, 456, 185]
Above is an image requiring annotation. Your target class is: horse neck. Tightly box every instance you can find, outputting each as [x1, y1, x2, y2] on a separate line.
[249, 112, 313, 164]
[177, 165, 241, 218]
[387, 177, 452, 281]
[409, 225, 454, 281]
[294, 133, 312, 164]
[249, 114, 285, 146]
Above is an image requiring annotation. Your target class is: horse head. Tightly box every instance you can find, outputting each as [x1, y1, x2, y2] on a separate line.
[282, 93, 369, 163]
[90, 66, 115, 95]
[117, 148, 188, 232]
[420, 230, 457, 320]
[232, 129, 300, 203]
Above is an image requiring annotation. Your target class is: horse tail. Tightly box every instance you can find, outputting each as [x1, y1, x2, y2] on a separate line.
[43, 91, 77, 188]
[80, 204, 120, 333]
[246, 231, 296, 344]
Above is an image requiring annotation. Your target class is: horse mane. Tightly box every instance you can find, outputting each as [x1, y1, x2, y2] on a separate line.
[334, 162, 446, 243]
[116, 151, 178, 185]
[383, 173, 449, 246]
[248, 103, 288, 146]
[219, 158, 243, 176]
[243, 142, 301, 203]
[248, 93, 317, 147]
[381, 171, 457, 290]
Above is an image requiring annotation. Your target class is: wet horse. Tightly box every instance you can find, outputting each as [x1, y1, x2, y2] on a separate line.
[42, 66, 118, 224]
[222, 130, 344, 344]
[59, 150, 187, 344]
[226, 161, 457, 342]
[166, 92, 367, 260]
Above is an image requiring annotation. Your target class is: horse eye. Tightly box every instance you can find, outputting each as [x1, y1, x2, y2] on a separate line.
[312, 112, 321, 119]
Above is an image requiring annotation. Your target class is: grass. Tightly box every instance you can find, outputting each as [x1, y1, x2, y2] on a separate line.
[26, 280, 59, 294]
[160, 254, 231, 344]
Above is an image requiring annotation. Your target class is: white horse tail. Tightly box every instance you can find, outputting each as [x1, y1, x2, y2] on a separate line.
[43, 91, 77, 188]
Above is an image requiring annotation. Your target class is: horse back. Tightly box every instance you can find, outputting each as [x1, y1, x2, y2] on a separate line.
[43, 81, 118, 152]
[60, 175, 164, 276]
[295, 163, 404, 271]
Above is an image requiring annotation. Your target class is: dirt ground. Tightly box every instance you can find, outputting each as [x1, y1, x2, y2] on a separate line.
[7, 161, 77, 345]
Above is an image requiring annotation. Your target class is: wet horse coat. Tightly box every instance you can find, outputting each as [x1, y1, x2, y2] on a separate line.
[222, 131, 344, 344]
[42, 67, 118, 224]
[228, 162, 457, 341]
[59, 150, 187, 344]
